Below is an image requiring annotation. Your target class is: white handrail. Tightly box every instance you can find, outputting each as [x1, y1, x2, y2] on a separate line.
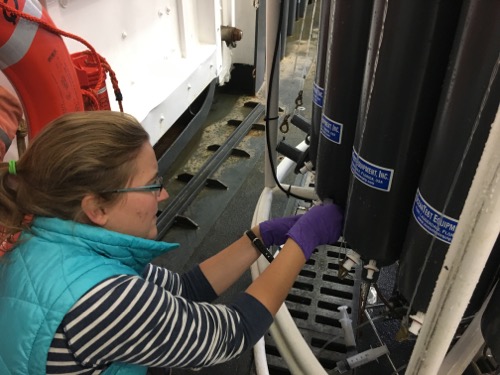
[407, 106, 500, 374]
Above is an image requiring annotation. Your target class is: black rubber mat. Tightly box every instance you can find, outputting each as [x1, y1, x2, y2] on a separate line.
[265, 244, 362, 374]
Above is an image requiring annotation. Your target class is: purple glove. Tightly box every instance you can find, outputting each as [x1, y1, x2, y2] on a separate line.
[286, 204, 344, 260]
[259, 215, 302, 248]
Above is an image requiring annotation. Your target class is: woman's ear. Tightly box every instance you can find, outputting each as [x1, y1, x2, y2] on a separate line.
[81, 194, 108, 226]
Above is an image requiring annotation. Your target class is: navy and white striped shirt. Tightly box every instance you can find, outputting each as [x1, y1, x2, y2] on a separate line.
[47, 264, 272, 374]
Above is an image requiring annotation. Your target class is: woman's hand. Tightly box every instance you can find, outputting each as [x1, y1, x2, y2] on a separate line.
[286, 203, 344, 260]
[258, 215, 301, 248]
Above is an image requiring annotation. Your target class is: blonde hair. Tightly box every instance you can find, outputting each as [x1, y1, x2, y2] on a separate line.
[0, 111, 150, 235]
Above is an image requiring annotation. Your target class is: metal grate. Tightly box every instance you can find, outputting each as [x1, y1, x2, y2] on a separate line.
[265, 243, 361, 374]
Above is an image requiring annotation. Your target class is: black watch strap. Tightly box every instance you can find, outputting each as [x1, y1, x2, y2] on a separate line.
[244, 229, 275, 263]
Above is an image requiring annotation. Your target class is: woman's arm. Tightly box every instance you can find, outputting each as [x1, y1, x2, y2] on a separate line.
[202, 204, 343, 314]
[198, 225, 262, 296]
[143, 263, 218, 302]
[245, 238, 305, 315]
[56, 274, 272, 370]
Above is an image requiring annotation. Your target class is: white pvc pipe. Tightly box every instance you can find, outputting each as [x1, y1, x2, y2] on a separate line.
[437, 283, 495, 375]
[251, 145, 327, 375]
[255, 240, 328, 375]
[276, 141, 309, 181]
[251, 337, 269, 375]
[251, 188, 273, 375]
[406, 105, 500, 374]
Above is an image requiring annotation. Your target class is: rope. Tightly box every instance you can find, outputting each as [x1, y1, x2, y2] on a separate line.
[0, 2, 123, 111]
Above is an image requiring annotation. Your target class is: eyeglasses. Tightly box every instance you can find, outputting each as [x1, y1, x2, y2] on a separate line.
[101, 176, 165, 196]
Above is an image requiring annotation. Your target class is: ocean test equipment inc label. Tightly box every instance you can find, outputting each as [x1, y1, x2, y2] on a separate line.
[412, 189, 458, 244]
[313, 82, 324, 108]
[321, 114, 343, 144]
[350, 149, 394, 192]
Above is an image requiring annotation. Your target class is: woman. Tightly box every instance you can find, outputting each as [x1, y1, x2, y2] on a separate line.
[0, 111, 343, 374]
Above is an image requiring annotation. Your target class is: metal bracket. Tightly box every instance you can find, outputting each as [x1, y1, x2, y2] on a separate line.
[207, 144, 250, 158]
[176, 172, 228, 190]
[227, 119, 265, 131]
[172, 215, 199, 229]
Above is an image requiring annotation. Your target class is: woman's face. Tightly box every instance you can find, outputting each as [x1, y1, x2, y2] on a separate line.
[102, 141, 169, 239]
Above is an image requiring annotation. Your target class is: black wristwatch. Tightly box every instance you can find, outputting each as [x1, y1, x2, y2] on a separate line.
[244, 229, 275, 263]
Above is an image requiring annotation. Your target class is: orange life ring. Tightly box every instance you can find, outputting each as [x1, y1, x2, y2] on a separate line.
[0, 0, 84, 138]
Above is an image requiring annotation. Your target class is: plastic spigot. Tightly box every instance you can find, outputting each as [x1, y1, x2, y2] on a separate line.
[338, 305, 356, 349]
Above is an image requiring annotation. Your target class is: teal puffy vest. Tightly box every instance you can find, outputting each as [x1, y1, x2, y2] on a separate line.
[0, 217, 178, 374]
